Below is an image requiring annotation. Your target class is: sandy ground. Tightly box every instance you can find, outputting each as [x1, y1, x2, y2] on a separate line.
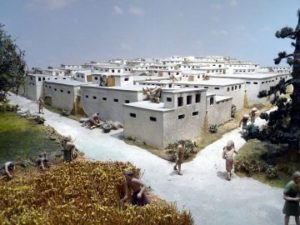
[9, 94, 284, 225]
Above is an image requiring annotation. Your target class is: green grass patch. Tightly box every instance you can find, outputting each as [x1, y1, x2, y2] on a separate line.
[235, 139, 300, 188]
[0, 112, 61, 165]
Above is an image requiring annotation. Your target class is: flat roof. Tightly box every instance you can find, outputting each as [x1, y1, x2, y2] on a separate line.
[215, 95, 232, 102]
[91, 72, 132, 76]
[162, 87, 206, 93]
[80, 84, 144, 92]
[206, 92, 216, 97]
[140, 78, 243, 86]
[124, 101, 173, 112]
[28, 73, 50, 77]
[141, 80, 173, 84]
[209, 72, 290, 80]
[177, 78, 244, 86]
[45, 79, 84, 86]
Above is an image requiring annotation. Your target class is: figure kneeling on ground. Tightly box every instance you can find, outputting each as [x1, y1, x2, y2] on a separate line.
[61, 135, 76, 162]
[1, 161, 15, 180]
[120, 170, 150, 206]
[36, 153, 49, 170]
[83, 112, 101, 129]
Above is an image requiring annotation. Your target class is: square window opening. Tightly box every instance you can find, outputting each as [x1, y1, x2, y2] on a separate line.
[178, 97, 183, 107]
[195, 94, 201, 103]
[130, 113, 136, 118]
[192, 111, 199, 116]
[187, 95, 192, 105]
[150, 117, 157, 122]
[178, 114, 185, 119]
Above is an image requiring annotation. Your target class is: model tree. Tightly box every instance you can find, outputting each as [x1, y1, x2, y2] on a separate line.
[0, 24, 26, 101]
[257, 9, 300, 148]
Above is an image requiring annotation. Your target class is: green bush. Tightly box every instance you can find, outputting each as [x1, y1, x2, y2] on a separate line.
[265, 165, 278, 179]
[235, 160, 267, 176]
[166, 140, 198, 161]
[209, 124, 218, 133]
[243, 124, 260, 139]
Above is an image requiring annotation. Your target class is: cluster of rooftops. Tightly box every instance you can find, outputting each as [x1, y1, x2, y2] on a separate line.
[23, 55, 292, 148]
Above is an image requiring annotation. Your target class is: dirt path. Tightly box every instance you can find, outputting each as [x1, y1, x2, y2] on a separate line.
[9, 94, 283, 225]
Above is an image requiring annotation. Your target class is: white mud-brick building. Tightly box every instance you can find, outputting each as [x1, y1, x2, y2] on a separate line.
[123, 88, 207, 149]
[24, 73, 50, 101]
[91, 73, 134, 87]
[177, 78, 245, 110]
[208, 72, 291, 105]
[73, 70, 92, 83]
[80, 85, 144, 123]
[205, 92, 232, 125]
[43, 79, 82, 114]
[135, 78, 244, 110]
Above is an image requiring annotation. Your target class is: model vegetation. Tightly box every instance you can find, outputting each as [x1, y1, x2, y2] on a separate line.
[0, 24, 26, 99]
[0, 111, 60, 164]
[236, 9, 300, 185]
[251, 9, 300, 147]
[0, 161, 193, 225]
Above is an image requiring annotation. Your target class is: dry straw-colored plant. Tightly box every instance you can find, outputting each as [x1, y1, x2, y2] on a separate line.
[0, 161, 193, 225]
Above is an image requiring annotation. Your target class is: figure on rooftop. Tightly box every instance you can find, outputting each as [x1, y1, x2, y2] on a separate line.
[143, 87, 162, 103]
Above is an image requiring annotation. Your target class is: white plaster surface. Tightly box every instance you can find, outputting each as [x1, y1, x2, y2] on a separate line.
[9, 93, 283, 225]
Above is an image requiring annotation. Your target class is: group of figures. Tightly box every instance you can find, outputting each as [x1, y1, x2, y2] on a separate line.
[0, 135, 77, 181]
[0, 154, 49, 181]
[143, 87, 162, 103]
[239, 107, 258, 131]
[172, 140, 238, 180]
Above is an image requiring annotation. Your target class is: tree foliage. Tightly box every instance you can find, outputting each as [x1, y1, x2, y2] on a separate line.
[0, 24, 26, 99]
[253, 9, 300, 148]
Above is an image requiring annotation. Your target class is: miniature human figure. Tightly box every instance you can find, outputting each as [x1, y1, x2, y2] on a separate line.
[283, 171, 300, 225]
[1, 161, 15, 180]
[88, 112, 101, 129]
[38, 97, 44, 114]
[222, 140, 238, 181]
[99, 75, 107, 86]
[36, 153, 49, 170]
[143, 87, 162, 103]
[151, 87, 162, 103]
[173, 144, 184, 175]
[239, 114, 249, 131]
[120, 171, 150, 206]
[61, 136, 75, 162]
[249, 107, 257, 123]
